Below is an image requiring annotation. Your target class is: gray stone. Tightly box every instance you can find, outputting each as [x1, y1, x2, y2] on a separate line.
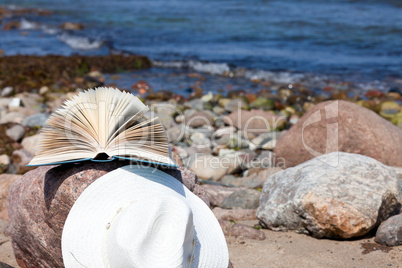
[189, 154, 228, 181]
[166, 126, 183, 143]
[221, 189, 261, 209]
[249, 131, 281, 150]
[0, 112, 25, 124]
[224, 98, 248, 112]
[22, 113, 49, 127]
[6, 124, 25, 142]
[184, 99, 204, 111]
[257, 152, 401, 239]
[156, 113, 175, 130]
[212, 106, 225, 115]
[21, 134, 41, 155]
[1, 87, 14, 97]
[375, 214, 402, 247]
[203, 184, 243, 207]
[230, 167, 283, 189]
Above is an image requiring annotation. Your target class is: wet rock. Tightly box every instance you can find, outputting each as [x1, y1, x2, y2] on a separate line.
[223, 109, 286, 135]
[375, 214, 402, 247]
[0, 174, 20, 220]
[257, 152, 401, 239]
[221, 189, 261, 209]
[3, 21, 21, 30]
[131, 80, 152, 95]
[186, 110, 215, 128]
[21, 134, 41, 155]
[274, 100, 402, 168]
[219, 220, 266, 240]
[6, 124, 25, 142]
[1, 87, 13, 97]
[213, 207, 257, 221]
[7, 162, 209, 268]
[60, 22, 84, 30]
[250, 97, 274, 110]
[202, 184, 243, 207]
[22, 113, 49, 127]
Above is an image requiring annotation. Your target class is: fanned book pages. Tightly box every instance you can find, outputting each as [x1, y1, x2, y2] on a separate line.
[27, 87, 177, 168]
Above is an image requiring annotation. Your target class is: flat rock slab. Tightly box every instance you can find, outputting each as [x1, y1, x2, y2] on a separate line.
[257, 152, 401, 239]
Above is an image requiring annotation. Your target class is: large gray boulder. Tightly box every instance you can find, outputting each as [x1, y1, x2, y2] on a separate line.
[257, 152, 401, 239]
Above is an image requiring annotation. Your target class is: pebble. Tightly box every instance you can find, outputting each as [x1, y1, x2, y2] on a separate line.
[22, 113, 49, 127]
[1, 86, 14, 97]
[219, 220, 266, 240]
[21, 134, 41, 155]
[0, 112, 25, 124]
[0, 154, 10, 172]
[213, 207, 257, 221]
[6, 124, 25, 142]
[224, 98, 248, 112]
[39, 86, 49, 95]
[166, 126, 183, 143]
[8, 98, 23, 108]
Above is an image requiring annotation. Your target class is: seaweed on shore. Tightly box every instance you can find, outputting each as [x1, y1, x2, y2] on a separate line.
[0, 55, 152, 93]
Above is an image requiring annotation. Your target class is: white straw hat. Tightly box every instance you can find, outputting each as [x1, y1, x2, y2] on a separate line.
[61, 165, 229, 268]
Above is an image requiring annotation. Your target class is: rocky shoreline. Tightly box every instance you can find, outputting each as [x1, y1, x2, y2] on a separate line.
[0, 54, 401, 267]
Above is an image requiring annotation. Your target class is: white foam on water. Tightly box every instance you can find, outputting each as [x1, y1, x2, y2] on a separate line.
[20, 19, 39, 30]
[41, 25, 59, 35]
[187, 61, 230, 75]
[153, 60, 230, 75]
[57, 33, 104, 50]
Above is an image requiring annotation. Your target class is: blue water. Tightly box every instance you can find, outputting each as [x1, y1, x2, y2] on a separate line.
[1, 0, 402, 83]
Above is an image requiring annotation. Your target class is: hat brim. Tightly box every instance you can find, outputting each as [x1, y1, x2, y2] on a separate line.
[62, 165, 229, 268]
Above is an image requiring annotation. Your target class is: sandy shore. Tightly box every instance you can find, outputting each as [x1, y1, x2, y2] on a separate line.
[1, 219, 401, 268]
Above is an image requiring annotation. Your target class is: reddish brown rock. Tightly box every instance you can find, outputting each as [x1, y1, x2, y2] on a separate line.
[223, 109, 285, 134]
[213, 207, 257, 221]
[274, 100, 402, 168]
[219, 220, 266, 240]
[0, 174, 20, 221]
[7, 162, 209, 268]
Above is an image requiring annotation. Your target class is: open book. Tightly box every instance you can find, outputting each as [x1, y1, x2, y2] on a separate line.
[28, 87, 177, 168]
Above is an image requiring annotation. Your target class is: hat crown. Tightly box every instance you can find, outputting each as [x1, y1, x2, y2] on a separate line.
[107, 196, 197, 267]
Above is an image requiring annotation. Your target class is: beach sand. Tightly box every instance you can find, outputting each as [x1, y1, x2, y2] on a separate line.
[1, 219, 401, 268]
